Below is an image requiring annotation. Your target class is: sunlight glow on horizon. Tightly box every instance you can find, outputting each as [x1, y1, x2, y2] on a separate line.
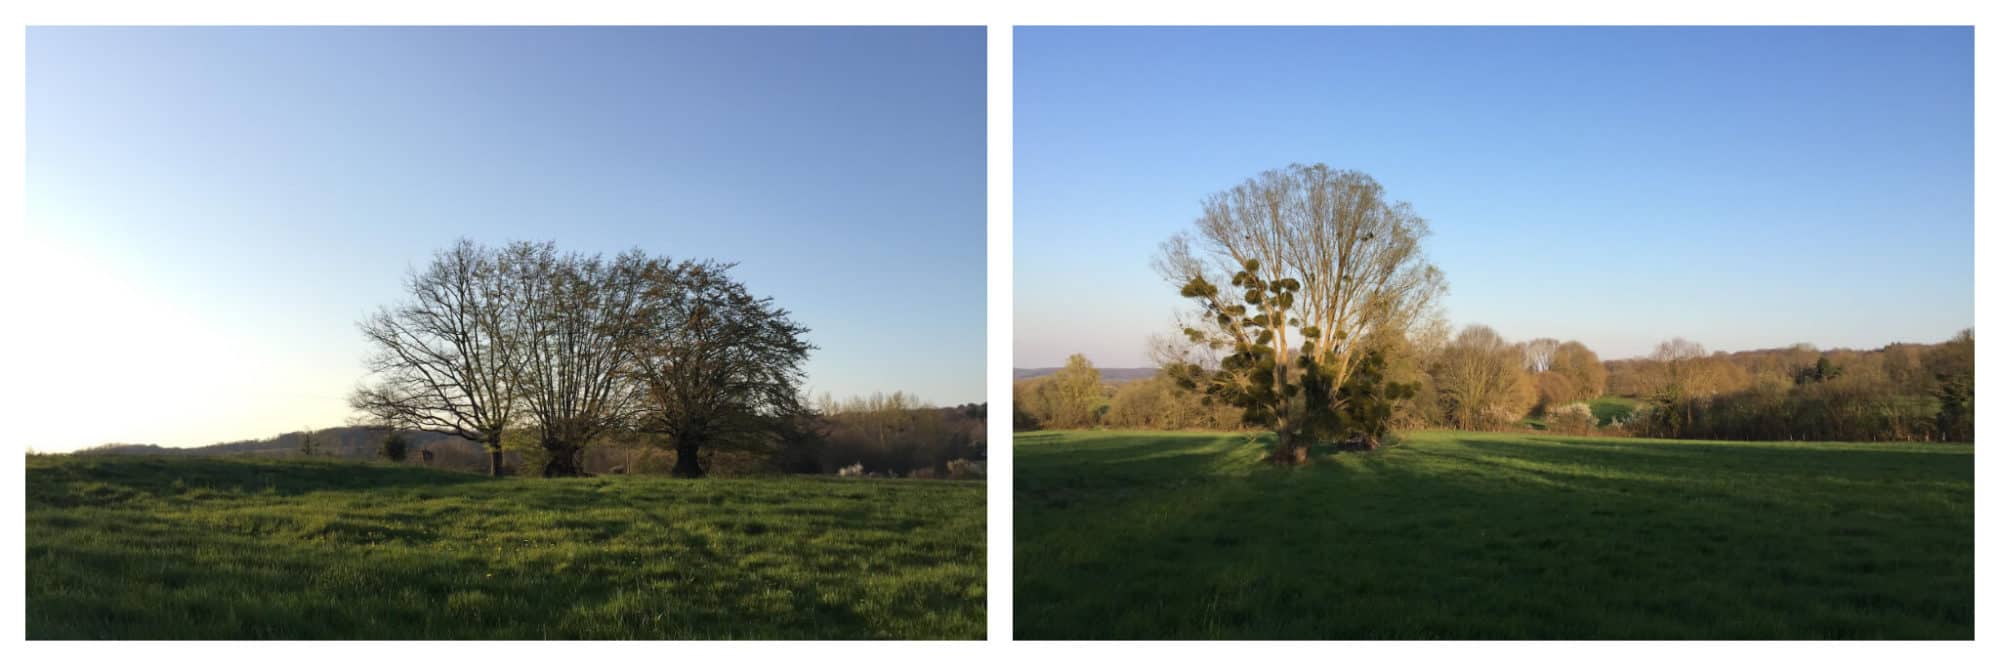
[25, 27, 987, 452]
[19, 228, 362, 452]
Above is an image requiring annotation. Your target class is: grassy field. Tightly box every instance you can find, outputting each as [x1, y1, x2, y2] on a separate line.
[1588, 396, 1640, 425]
[1015, 429, 1971, 639]
[27, 455, 985, 639]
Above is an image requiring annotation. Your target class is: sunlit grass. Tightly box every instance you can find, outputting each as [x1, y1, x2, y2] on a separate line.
[1588, 396, 1640, 425]
[1014, 429, 1971, 639]
[28, 455, 984, 639]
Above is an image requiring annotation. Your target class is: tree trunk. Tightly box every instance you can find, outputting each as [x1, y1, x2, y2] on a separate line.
[542, 443, 583, 478]
[672, 439, 706, 478]
[1268, 429, 1310, 465]
[487, 447, 505, 477]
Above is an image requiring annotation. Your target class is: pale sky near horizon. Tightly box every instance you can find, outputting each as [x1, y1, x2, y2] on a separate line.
[24, 26, 987, 452]
[1015, 26, 1972, 369]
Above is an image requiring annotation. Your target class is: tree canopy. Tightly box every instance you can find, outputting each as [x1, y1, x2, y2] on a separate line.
[352, 240, 813, 478]
[1156, 164, 1446, 462]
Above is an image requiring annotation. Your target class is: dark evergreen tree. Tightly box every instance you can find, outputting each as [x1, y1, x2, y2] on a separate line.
[1796, 355, 1844, 384]
[378, 432, 410, 462]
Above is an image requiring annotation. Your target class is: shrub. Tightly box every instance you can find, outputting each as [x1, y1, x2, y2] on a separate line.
[378, 433, 410, 462]
[1546, 402, 1594, 435]
[946, 458, 984, 480]
[1472, 404, 1525, 431]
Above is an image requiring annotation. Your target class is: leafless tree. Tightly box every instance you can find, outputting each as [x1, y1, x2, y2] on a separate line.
[1521, 338, 1559, 373]
[626, 260, 813, 478]
[1017, 354, 1105, 430]
[1652, 338, 1713, 394]
[1155, 163, 1446, 461]
[1644, 337, 1714, 433]
[351, 240, 519, 476]
[1430, 325, 1535, 429]
[355, 240, 815, 479]
[500, 242, 651, 477]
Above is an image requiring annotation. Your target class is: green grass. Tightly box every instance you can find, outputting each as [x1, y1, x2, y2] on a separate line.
[1589, 396, 1640, 425]
[27, 455, 984, 639]
[1015, 429, 1971, 639]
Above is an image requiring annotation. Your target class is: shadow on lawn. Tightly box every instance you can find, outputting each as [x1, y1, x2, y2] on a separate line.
[1453, 436, 1972, 479]
[27, 455, 491, 507]
[1014, 431, 1973, 639]
[29, 520, 875, 639]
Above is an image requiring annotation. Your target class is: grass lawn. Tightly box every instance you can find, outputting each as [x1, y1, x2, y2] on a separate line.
[1014, 429, 1971, 639]
[1589, 396, 1640, 425]
[27, 455, 985, 639]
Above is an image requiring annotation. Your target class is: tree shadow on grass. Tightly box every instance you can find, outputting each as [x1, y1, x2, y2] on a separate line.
[1014, 431, 1973, 640]
[1454, 435, 1971, 475]
[1015, 431, 1265, 511]
[27, 455, 492, 507]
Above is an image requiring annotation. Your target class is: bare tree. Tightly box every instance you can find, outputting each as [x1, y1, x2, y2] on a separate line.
[501, 242, 651, 477]
[1156, 164, 1445, 461]
[1430, 325, 1535, 429]
[1652, 338, 1711, 392]
[1019, 354, 1105, 429]
[627, 260, 813, 478]
[1521, 338, 1559, 373]
[351, 240, 519, 476]
[1645, 337, 1712, 435]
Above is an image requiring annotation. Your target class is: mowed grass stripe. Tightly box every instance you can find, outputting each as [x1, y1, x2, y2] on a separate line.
[1014, 430, 1971, 639]
[28, 455, 984, 639]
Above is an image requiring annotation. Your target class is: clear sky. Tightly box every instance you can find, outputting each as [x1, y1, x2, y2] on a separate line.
[1016, 26, 1972, 368]
[25, 26, 986, 452]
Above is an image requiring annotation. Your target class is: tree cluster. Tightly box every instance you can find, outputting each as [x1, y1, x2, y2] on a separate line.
[1024, 325, 1617, 438]
[350, 240, 813, 478]
[1025, 325, 1976, 445]
[788, 393, 987, 478]
[1057, 162, 1973, 450]
[1014, 352, 1242, 432]
[1013, 354, 1111, 430]
[1610, 330, 1973, 442]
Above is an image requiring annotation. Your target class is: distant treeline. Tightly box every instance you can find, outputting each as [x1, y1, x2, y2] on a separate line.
[1606, 331, 1973, 442]
[1012, 366, 1158, 383]
[1019, 328, 1974, 444]
[784, 394, 986, 478]
[1015, 359, 1240, 431]
[76, 396, 988, 479]
[80, 429, 487, 461]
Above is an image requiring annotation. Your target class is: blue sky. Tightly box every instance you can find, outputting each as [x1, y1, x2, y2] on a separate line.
[25, 27, 986, 450]
[1016, 26, 1972, 368]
